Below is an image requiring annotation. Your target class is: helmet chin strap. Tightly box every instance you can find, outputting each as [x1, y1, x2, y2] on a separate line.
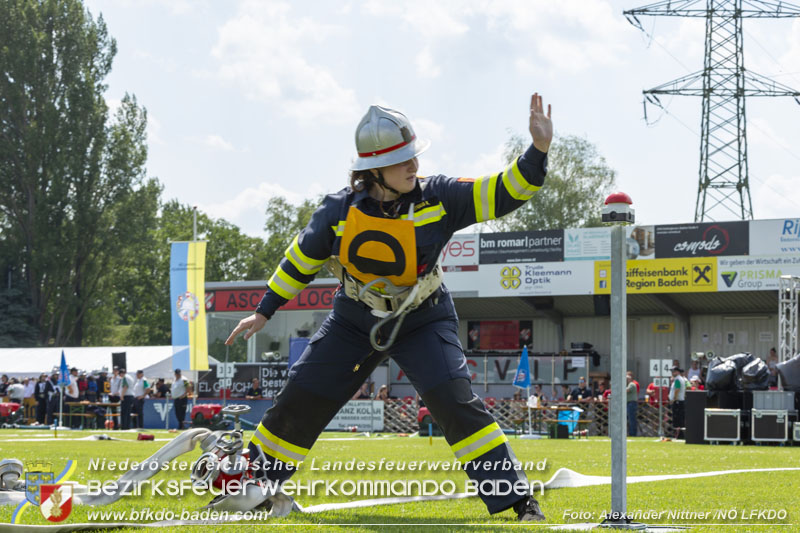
[374, 169, 401, 198]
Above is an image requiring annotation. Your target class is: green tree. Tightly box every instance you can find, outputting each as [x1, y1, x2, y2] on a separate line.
[0, 0, 158, 345]
[125, 201, 270, 346]
[263, 195, 323, 273]
[486, 133, 617, 231]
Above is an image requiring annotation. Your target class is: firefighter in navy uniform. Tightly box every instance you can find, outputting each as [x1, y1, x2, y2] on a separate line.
[226, 93, 552, 521]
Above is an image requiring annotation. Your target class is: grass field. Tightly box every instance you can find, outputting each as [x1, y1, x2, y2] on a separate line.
[1, 428, 798, 532]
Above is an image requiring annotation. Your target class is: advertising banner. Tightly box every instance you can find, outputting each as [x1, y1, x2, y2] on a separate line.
[478, 261, 595, 297]
[717, 255, 800, 291]
[594, 258, 717, 294]
[197, 362, 288, 399]
[169, 241, 209, 371]
[208, 286, 336, 312]
[655, 221, 748, 258]
[749, 218, 800, 256]
[564, 227, 611, 261]
[440, 233, 479, 272]
[466, 320, 532, 350]
[478, 230, 564, 264]
[325, 400, 384, 431]
[562, 226, 654, 261]
[390, 355, 589, 385]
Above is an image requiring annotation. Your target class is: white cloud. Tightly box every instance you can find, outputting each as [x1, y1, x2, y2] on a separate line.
[748, 117, 785, 147]
[752, 172, 800, 219]
[778, 19, 800, 84]
[201, 180, 327, 237]
[201, 134, 235, 152]
[147, 114, 165, 146]
[364, 0, 631, 75]
[414, 117, 445, 143]
[362, 0, 470, 36]
[453, 142, 507, 179]
[211, 0, 359, 124]
[416, 46, 441, 78]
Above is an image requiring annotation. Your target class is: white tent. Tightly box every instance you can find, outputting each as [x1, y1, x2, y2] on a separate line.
[0, 346, 219, 381]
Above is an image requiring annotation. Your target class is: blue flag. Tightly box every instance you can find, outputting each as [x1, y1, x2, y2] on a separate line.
[512, 346, 531, 389]
[59, 350, 70, 386]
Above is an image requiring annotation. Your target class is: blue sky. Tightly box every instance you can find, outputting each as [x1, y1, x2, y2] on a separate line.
[85, 0, 800, 237]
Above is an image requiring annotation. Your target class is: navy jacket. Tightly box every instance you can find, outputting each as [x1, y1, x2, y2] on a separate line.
[256, 144, 548, 319]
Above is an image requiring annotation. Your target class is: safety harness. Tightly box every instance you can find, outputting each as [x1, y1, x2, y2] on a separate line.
[329, 202, 444, 351]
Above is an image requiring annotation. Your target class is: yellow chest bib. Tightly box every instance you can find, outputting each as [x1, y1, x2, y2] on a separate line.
[339, 205, 417, 287]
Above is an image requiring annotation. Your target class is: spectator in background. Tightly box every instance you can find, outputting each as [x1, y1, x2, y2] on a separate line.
[107, 367, 122, 428]
[133, 370, 148, 428]
[109, 367, 121, 402]
[7, 378, 25, 403]
[23, 377, 36, 400]
[626, 371, 640, 396]
[533, 383, 547, 406]
[767, 347, 779, 388]
[686, 360, 702, 383]
[77, 372, 88, 400]
[352, 382, 370, 400]
[34, 374, 53, 424]
[171, 369, 191, 430]
[567, 377, 591, 402]
[47, 372, 60, 425]
[97, 370, 110, 400]
[688, 375, 704, 391]
[559, 384, 570, 402]
[376, 385, 392, 401]
[86, 375, 98, 402]
[669, 367, 688, 438]
[246, 378, 264, 400]
[0, 375, 9, 398]
[23, 377, 37, 423]
[150, 378, 169, 398]
[119, 368, 135, 430]
[646, 380, 669, 406]
[626, 373, 638, 436]
[595, 380, 609, 401]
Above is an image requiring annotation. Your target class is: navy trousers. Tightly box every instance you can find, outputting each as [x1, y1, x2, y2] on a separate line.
[249, 287, 530, 514]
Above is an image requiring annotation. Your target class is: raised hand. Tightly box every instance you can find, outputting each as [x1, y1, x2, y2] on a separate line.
[529, 93, 552, 153]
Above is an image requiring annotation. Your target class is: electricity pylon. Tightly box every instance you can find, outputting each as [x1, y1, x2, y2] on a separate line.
[624, 0, 800, 222]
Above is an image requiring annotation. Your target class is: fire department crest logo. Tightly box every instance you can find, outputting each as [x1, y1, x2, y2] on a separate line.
[176, 291, 200, 321]
[39, 484, 73, 522]
[25, 462, 53, 506]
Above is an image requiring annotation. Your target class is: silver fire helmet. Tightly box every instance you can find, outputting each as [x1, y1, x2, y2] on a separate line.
[350, 105, 430, 171]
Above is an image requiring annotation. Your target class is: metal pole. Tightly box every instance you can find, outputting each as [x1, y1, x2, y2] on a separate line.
[165, 393, 170, 430]
[483, 355, 488, 393]
[223, 345, 229, 409]
[658, 381, 664, 437]
[609, 224, 627, 515]
[527, 385, 532, 435]
[193, 206, 198, 241]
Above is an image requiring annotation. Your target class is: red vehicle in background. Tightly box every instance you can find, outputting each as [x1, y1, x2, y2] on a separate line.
[191, 403, 227, 429]
[0, 402, 23, 427]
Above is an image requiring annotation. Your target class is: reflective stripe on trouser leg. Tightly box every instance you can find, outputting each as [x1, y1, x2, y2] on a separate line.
[418, 378, 529, 514]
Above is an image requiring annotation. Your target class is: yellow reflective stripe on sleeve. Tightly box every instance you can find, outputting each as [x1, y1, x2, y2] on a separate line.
[400, 204, 447, 227]
[250, 423, 309, 466]
[267, 265, 307, 300]
[473, 173, 498, 222]
[502, 158, 540, 200]
[331, 221, 346, 237]
[451, 422, 508, 464]
[285, 236, 327, 275]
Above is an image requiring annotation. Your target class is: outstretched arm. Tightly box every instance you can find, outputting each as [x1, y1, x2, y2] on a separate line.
[435, 92, 553, 232]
